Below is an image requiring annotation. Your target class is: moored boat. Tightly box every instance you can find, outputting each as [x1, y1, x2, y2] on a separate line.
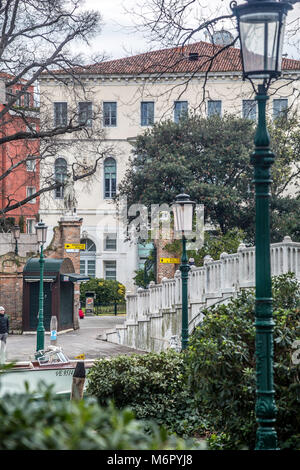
[0, 347, 94, 397]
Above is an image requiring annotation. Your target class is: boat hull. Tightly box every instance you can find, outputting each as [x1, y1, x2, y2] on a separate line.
[0, 361, 94, 397]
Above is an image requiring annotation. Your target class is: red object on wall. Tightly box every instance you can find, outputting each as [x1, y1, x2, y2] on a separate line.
[0, 73, 40, 232]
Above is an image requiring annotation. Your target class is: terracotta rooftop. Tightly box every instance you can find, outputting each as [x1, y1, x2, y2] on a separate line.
[58, 41, 300, 76]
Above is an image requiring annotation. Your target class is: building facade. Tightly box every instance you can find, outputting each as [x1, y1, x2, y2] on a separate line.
[0, 74, 40, 233]
[38, 41, 300, 292]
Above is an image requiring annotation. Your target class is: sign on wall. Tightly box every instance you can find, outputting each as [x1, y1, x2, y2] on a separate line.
[64, 243, 86, 250]
[159, 257, 180, 264]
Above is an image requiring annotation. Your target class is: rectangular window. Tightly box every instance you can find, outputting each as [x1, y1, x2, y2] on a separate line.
[54, 102, 67, 126]
[87, 260, 96, 277]
[80, 259, 96, 278]
[23, 92, 30, 108]
[80, 260, 86, 275]
[26, 186, 36, 204]
[242, 100, 256, 120]
[104, 261, 117, 280]
[103, 102, 117, 127]
[141, 101, 154, 126]
[207, 100, 222, 117]
[79, 101, 93, 127]
[273, 99, 288, 119]
[26, 158, 36, 172]
[26, 219, 35, 234]
[104, 159, 117, 199]
[105, 234, 117, 251]
[174, 101, 188, 123]
[55, 185, 64, 199]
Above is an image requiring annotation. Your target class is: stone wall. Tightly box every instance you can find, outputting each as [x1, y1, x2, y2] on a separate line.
[155, 237, 179, 283]
[0, 214, 82, 332]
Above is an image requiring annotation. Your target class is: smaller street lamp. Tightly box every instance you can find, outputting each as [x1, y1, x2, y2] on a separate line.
[12, 225, 20, 256]
[35, 220, 48, 354]
[172, 192, 195, 350]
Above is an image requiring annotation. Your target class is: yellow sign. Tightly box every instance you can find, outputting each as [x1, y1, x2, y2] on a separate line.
[75, 354, 85, 360]
[160, 257, 180, 264]
[64, 243, 86, 250]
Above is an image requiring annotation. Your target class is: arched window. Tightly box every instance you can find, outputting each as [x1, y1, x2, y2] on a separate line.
[80, 238, 96, 278]
[54, 158, 67, 199]
[104, 158, 116, 199]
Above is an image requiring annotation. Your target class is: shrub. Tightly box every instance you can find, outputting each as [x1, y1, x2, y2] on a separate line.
[86, 350, 203, 437]
[187, 273, 300, 450]
[0, 383, 204, 450]
[80, 278, 125, 306]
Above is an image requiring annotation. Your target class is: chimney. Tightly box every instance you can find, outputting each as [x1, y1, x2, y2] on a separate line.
[188, 52, 199, 61]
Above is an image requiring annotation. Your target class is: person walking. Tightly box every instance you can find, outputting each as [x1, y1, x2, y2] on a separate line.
[78, 308, 84, 320]
[0, 306, 9, 364]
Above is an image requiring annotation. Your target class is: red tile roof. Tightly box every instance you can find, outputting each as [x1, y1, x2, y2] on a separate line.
[68, 41, 300, 76]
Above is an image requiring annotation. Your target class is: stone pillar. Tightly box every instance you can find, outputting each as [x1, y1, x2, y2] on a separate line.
[58, 215, 83, 330]
[155, 238, 179, 283]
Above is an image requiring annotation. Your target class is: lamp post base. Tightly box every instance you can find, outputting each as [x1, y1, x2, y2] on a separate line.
[255, 427, 278, 451]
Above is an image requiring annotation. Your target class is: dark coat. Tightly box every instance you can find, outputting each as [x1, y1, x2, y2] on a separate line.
[0, 314, 9, 334]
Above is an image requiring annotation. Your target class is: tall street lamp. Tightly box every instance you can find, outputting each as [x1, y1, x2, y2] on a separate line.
[35, 220, 48, 353]
[231, 0, 293, 450]
[12, 225, 20, 256]
[172, 192, 195, 351]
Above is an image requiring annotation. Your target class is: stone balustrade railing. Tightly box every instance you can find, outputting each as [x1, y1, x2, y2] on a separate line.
[106, 236, 300, 352]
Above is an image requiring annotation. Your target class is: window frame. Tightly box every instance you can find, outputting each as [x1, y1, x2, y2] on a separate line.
[80, 238, 96, 278]
[104, 158, 117, 199]
[103, 102, 117, 127]
[26, 186, 36, 204]
[273, 98, 288, 120]
[242, 99, 257, 120]
[54, 157, 68, 199]
[141, 101, 154, 126]
[26, 218, 35, 234]
[104, 260, 117, 280]
[54, 102, 68, 127]
[207, 100, 222, 117]
[78, 101, 93, 127]
[104, 234, 117, 251]
[26, 158, 36, 172]
[174, 101, 188, 123]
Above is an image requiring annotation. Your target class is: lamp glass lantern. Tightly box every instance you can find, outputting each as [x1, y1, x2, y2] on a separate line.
[12, 225, 20, 240]
[172, 193, 195, 234]
[35, 221, 48, 244]
[232, 1, 292, 80]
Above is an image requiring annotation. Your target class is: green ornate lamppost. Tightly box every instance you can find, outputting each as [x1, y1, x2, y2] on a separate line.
[12, 225, 20, 256]
[35, 220, 48, 354]
[172, 192, 195, 351]
[231, 0, 293, 450]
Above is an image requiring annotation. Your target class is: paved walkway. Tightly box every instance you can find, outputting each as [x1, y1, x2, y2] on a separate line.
[6, 315, 146, 362]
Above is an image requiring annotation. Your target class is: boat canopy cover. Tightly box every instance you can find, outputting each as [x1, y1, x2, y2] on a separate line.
[60, 273, 90, 282]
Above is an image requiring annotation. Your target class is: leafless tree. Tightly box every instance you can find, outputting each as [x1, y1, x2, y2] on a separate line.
[0, 0, 112, 221]
[122, 0, 300, 104]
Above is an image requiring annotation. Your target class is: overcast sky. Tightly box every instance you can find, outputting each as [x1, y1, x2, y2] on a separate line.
[81, 0, 300, 61]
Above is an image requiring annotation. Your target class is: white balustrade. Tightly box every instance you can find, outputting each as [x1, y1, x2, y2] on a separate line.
[120, 237, 300, 351]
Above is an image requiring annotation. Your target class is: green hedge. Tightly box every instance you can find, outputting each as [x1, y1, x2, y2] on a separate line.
[0, 383, 204, 450]
[86, 350, 203, 437]
[188, 273, 300, 450]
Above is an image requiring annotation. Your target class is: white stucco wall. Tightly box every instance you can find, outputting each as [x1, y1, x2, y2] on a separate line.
[38, 67, 300, 291]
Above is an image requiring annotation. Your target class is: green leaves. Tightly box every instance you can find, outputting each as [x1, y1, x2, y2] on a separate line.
[80, 278, 126, 306]
[0, 383, 201, 450]
[117, 113, 300, 242]
[187, 273, 300, 450]
[86, 350, 203, 438]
